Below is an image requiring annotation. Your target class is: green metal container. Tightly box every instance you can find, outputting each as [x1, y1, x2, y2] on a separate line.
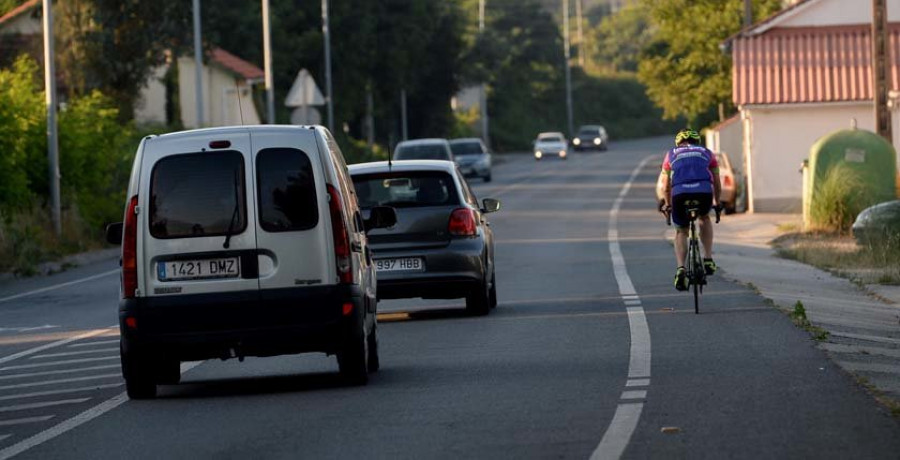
[805, 129, 897, 230]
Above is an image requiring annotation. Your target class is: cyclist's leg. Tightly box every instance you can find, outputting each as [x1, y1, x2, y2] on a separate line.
[671, 194, 690, 267]
[698, 214, 713, 259]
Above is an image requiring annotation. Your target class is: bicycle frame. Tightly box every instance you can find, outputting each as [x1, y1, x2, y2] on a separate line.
[663, 201, 721, 314]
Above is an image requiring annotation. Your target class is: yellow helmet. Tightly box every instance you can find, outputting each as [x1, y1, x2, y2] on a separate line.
[675, 129, 701, 146]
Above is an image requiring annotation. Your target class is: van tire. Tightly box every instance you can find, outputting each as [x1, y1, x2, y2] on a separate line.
[466, 282, 491, 316]
[367, 324, 380, 373]
[338, 324, 369, 385]
[121, 343, 157, 399]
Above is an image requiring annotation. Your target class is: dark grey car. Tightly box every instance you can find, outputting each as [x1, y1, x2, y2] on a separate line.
[349, 160, 501, 315]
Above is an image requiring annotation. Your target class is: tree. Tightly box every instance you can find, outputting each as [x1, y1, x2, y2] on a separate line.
[593, 3, 655, 73]
[636, 0, 782, 126]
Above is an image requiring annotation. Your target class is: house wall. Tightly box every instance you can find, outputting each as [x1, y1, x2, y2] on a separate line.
[134, 65, 168, 126]
[776, 0, 900, 28]
[705, 118, 742, 161]
[177, 57, 260, 128]
[0, 12, 40, 35]
[743, 102, 876, 212]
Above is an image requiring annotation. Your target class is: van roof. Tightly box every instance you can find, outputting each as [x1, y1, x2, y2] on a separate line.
[150, 124, 319, 141]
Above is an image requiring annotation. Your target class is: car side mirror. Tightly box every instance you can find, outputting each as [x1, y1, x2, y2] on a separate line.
[481, 198, 501, 213]
[105, 222, 123, 245]
[364, 206, 397, 232]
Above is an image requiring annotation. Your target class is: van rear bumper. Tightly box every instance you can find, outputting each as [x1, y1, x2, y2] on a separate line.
[119, 285, 367, 361]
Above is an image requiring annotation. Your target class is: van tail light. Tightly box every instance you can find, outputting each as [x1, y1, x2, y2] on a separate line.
[122, 195, 139, 298]
[723, 175, 733, 187]
[327, 184, 353, 284]
[448, 208, 477, 236]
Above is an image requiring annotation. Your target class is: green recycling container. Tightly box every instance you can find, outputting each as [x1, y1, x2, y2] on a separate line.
[806, 129, 897, 228]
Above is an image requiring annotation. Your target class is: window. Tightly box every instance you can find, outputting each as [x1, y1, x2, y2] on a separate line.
[353, 172, 460, 208]
[149, 151, 246, 239]
[257, 148, 319, 232]
[449, 141, 485, 156]
[394, 144, 451, 160]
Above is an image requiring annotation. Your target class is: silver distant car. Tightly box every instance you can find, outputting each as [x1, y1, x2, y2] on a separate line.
[392, 138, 455, 162]
[449, 137, 492, 182]
[533, 132, 568, 160]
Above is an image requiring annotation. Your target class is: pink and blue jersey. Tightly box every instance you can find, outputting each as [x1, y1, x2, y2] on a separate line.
[661, 146, 718, 196]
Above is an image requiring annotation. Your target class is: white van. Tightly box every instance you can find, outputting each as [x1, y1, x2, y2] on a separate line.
[106, 125, 396, 398]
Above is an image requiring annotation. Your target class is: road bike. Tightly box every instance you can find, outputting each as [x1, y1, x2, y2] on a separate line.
[663, 202, 721, 314]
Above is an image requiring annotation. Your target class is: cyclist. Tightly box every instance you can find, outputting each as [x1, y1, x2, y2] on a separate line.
[659, 129, 721, 291]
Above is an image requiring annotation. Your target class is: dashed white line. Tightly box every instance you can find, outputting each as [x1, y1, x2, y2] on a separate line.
[592, 155, 657, 460]
[0, 329, 113, 366]
[0, 373, 121, 391]
[0, 398, 90, 413]
[626, 379, 650, 387]
[0, 361, 203, 460]
[30, 348, 118, 359]
[67, 339, 119, 349]
[0, 269, 119, 304]
[1, 356, 119, 371]
[0, 384, 122, 402]
[0, 416, 53, 428]
[0, 365, 120, 381]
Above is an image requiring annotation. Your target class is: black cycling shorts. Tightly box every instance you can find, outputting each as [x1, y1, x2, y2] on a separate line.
[672, 193, 712, 228]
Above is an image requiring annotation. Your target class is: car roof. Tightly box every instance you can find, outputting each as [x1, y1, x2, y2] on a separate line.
[448, 138, 483, 144]
[577, 125, 604, 131]
[348, 160, 458, 175]
[395, 138, 450, 147]
[537, 132, 565, 138]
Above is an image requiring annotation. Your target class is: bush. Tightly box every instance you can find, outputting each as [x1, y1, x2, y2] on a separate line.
[810, 163, 877, 234]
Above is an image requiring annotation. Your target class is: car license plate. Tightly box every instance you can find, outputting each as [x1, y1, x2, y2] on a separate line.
[374, 257, 424, 272]
[158, 257, 240, 281]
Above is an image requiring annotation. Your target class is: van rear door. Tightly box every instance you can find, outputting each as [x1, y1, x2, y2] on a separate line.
[140, 131, 260, 297]
[250, 129, 334, 291]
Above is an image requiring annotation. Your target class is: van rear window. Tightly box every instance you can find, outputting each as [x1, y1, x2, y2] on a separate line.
[149, 151, 246, 239]
[257, 148, 318, 232]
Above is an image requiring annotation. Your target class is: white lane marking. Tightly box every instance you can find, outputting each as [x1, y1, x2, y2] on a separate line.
[0, 269, 118, 304]
[0, 329, 113, 366]
[0, 435, 8, 442]
[0, 361, 203, 460]
[0, 364, 119, 381]
[0, 373, 121, 391]
[1, 356, 118, 371]
[67, 340, 118, 349]
[0, 416, 53, 427]
[624, 300, 641, 306]
[0, 326, 58, 333]
[0, 384, 122, 402]
[620, 390, 647, 400]
[622, 295, 639, 300]
[626, 379, 650, 387]
[590, 403, 644, 460]
[0, 398, 90, 413]
[593, 155, 657, 460]
[626, 307, 651, 379]
[30, 348, 118, 359]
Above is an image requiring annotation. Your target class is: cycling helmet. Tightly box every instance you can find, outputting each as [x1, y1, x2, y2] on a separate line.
[675, 129, 701, 146]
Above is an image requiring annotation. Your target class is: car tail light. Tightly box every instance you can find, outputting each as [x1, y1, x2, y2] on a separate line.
[448, 208, 477, 236]
[122, 195, 139, 298]
[327, 184, 353, 284]
[723, 175, 733, 187]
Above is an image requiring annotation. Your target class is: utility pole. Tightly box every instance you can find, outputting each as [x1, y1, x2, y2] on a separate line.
[563, 0, 574, 137]
[322, 0, 334, 131]
[262, 0, 275, 124]
[400, 89, 408, 141]
[479, 0, 490, 147]
[42, 0, 60, 236]
[873, 0, 892, 141]
[192, 0, 204, 127]
[576, 0, 584, 67]
[744, 0, 752, 27]
[366, 83, 374, 148]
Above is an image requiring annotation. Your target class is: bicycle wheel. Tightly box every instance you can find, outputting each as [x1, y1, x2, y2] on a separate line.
[690, 239, 702, 314]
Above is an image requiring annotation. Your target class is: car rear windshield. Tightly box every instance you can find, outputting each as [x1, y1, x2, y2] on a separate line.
[394, 144, 450, 160]
[352, 172, 460, 208]
[256, 148, 319, 232]
[449, 141, 484, 156]
[578, 128, 598, 135]
[149, 151, 246, 239]
[539, 136, 562, 143]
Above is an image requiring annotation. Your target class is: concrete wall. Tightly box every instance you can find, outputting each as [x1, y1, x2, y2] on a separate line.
[706, 117, 742, 165]
[777, 0, 900, 27]
[743, 102, 875, 212]
[176, 57, 260, 128]
[134, 65, 168, 126]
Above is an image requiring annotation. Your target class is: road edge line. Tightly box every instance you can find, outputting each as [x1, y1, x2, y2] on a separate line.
[0, 269, 119, 304]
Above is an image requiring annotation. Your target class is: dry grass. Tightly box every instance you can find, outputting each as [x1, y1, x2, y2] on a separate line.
[774, 232, 900, 285]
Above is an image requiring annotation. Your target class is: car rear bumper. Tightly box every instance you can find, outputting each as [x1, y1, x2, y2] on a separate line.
[119, 285, 367, 361]
[371, 239, 486, 300]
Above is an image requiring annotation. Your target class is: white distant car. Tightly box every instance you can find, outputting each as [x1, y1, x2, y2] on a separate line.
[533, 132, 568, 160]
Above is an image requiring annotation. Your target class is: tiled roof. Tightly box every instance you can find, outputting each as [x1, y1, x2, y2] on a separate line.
[0, 0, 39, 27]
[733, 25, 900, 105]
[209, 48, 264, 81]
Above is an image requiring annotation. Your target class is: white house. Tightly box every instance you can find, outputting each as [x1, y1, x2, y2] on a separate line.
[725, 0, 900, 212]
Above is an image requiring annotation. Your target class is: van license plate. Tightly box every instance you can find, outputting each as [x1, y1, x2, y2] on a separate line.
[158, 257, 240, 281]
[375, 258, 424, 272]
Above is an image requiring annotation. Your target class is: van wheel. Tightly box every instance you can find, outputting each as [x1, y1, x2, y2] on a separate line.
[338, 324, 369, 385]
[367, 323, 380, 373]
[120, 343, 157, 399]
[466, 282, 491, 316]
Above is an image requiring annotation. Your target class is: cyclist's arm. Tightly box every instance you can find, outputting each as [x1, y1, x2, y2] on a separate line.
[661, 171, 671, 207]
[712, 171, 722, 207]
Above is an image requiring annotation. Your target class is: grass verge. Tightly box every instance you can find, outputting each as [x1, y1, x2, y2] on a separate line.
[773, 232, 900, 285]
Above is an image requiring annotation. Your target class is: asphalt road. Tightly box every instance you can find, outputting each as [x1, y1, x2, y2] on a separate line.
[0, 137, 898, 459]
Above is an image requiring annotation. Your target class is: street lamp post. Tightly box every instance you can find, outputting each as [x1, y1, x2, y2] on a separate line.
[262, 0, 275, 124]
[563, 0, 574, 137]
[193, 0, 204, 127]
[479, 0, 489, 148]
[42, 0, 60, 236]
[322, 0, 334, 131]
